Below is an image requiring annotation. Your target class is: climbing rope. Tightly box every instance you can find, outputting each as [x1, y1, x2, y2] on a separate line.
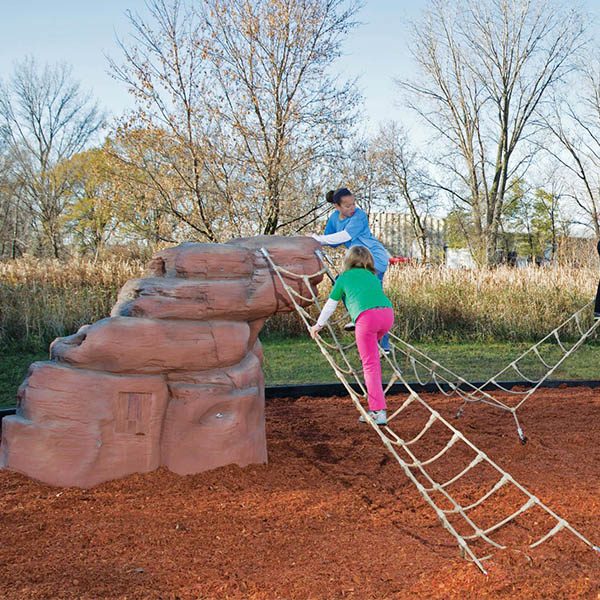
[261, 247, 600, 574]
[462, 304, 600, 413]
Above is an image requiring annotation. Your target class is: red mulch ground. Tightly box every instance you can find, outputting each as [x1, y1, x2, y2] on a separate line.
[0, 386, 599, 599]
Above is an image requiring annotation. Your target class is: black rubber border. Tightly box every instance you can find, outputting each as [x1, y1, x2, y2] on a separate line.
[2, 379, 598, 421]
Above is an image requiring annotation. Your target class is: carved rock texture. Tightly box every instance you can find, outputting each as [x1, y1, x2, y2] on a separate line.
[1, 236, 321, 487]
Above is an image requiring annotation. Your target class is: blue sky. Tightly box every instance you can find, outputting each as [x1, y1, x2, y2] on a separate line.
[0, 1, 427, 129]
[0, 1, 598, 134]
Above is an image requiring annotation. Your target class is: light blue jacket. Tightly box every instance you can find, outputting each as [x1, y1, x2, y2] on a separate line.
[324, 207, 390, 274]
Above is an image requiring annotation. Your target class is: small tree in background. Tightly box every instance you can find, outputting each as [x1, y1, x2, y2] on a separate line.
[59, 147, 122, 258]
[543, 54, 600, 240]
[370, 121, 435, 263]
[0, 58, 104, 257]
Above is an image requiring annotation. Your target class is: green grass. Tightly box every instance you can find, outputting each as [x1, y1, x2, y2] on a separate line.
[261, 336, 600, 385]
[2, 338, 600, 408]
[0, 351, 47, 408]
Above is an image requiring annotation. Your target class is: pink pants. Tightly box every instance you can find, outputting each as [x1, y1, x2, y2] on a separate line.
[355, 307, 395, 411]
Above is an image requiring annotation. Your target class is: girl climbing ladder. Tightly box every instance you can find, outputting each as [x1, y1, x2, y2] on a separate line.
[309, 246, 394, 426]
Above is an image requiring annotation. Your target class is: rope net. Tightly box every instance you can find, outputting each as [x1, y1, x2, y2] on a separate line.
[316, 250, 600, 443]
[260, 247, 600, 574]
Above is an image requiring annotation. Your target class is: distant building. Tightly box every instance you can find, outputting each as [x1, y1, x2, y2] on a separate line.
[445, 248, 477, 269]
[369, 212, 446, 262]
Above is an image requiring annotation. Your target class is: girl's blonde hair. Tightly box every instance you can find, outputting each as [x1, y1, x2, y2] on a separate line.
[343, 246, 376, 274]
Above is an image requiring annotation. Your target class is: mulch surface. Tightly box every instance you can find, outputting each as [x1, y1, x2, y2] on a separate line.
[1, 386, 599, 599]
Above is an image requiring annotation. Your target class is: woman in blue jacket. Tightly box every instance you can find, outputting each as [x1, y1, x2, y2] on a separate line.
[312, 187, 392, 352]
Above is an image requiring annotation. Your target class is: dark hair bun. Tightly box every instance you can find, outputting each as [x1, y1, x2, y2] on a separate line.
[325, 190, 335, 203]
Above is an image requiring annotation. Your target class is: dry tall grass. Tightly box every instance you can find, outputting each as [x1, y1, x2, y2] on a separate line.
[1, 256, 598, 350]
[384, 265, 597, 342]
[0, 256, 143, 350]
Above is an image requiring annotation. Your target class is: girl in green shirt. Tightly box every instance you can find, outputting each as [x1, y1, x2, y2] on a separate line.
[310, 247, 395, 426]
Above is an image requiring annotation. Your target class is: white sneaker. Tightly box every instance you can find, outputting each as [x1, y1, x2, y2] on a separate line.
[358, 410, 387, 426]
[344, 321, 356, 332]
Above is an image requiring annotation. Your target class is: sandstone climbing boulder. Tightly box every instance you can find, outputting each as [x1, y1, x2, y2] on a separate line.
[228, 235, 323, 312]
[1, 235, 322, 487]
[162, 359, 266, 474]
[111, 275, 277, 321]
[148, 243, 254, 279]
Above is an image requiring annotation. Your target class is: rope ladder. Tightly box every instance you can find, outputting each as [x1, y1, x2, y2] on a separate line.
[260, 247, 600, 574]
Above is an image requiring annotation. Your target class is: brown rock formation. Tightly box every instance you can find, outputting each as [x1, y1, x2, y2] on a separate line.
[0, 236, 322, 487]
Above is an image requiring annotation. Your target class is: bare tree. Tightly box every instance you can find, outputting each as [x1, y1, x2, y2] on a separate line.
[326, 135, 379, 214]
[370, 121, 436, 262]
[399, 0, 585, 265]
[107, 129, 196, 246]
[204, 0, 361, 234]
[541, 59, 600, 240]
[0, 58, 104, 257]
[0, 144, 23, 258]
[109, 0, 361, 242]
[109, 1, 223, 241]
[532, 183, 567, 262]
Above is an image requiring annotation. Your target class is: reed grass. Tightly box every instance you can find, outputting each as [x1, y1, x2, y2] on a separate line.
[382, 264, 597, 342]
[1, 256, 598, 351]
[0, 256, 143, 350]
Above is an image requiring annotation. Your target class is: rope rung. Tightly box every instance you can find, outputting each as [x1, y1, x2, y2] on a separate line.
[405, 432, 460, 468]
[424, 455, 484, 493]
[443, 473, 510, 514]
[462, 497, 536, 541]
[573, 313, 586, 336]
[387, 393, 417, 421]
[432, 372, 456, 397]
[285, 285, 317, 304]
[387, 412, 437, 447]
[510, 362, 539, 384]
[489, 379, 529, 395]
[553, 330, 569, 354]
[530, 519, 566, 549]
[532, 346, 553, 369]
[384, 373, 399, 395]
[409, 356, 430, 386]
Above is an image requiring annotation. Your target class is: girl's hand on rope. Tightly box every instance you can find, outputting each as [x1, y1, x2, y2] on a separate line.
[309, 324, 323, 339]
